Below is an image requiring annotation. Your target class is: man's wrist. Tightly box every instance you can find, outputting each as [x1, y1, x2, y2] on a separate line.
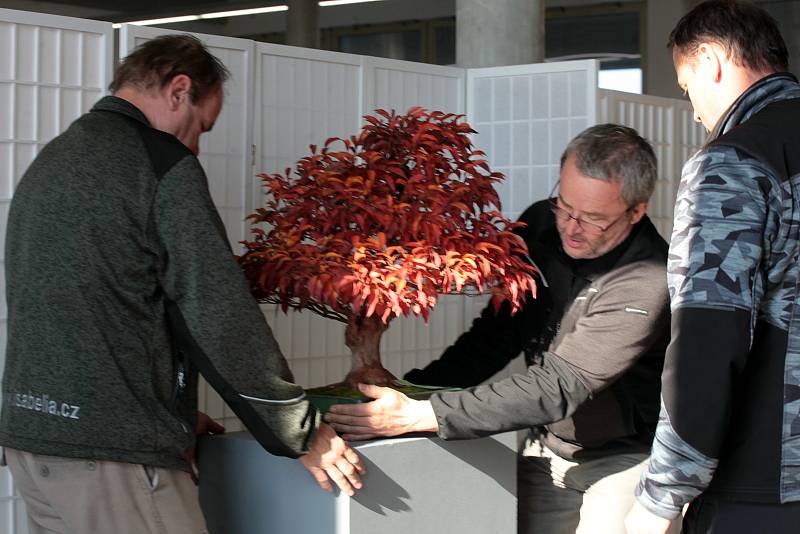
[411, 399, 439, 433]
[635, 490, 682, 521]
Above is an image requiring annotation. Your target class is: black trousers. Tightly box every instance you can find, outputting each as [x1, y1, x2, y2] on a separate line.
[683, 496, 800, 534]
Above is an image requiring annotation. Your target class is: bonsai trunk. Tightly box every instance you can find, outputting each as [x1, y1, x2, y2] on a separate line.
[342, 314, 396, 388]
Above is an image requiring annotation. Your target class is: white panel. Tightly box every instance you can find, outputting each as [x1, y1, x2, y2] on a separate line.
[38, 27, 59, 85]
[531, 74, 549, 119]
[14, 24, 36, 83]
[493, 77, 511, 121]
[82, 32, 105, 89]
[254, 46, 361, 391]
[512, 122, 530, 166]
[37, 86, 59, 142]
[467, 60, 598, 222]
[463, 60, 601, 356]
[531, 121, 549, 165]
[570, 71, 588, 117]
[474, 77, 492, 123]
[511, 167, 532, 214]
[0, 9, 113, 534]
[363, 56, 465, 117]
[0, 144, 12, 199]
[0, 83, 12, 139]
[333, 58, 468, 388]
[598, 88, 705, 239]
[13, 145, 36, 188]
[254, 43, 363, 229]
[493, 122, 511, 167]
[512, 76, 530, 120]
[59, 87, 81, 131]
[60, 30, 82, 87]
[0, 202, 6, 264]
[253, 27, 472, 387]
[0, 22, 14, 80]
[14, 85, 35, 141]
[81, 89, 101, 114]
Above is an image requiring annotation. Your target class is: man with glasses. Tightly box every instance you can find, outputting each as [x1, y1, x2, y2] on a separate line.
[326, 124, 676, 534]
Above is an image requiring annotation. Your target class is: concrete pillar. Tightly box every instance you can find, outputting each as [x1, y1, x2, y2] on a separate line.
[287, 0, 319, 49]
[456, 0, 544, 68]
[644, 0, 694, 98]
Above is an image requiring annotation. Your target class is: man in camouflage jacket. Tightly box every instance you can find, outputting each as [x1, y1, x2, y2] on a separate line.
[628, 2, 800, 533]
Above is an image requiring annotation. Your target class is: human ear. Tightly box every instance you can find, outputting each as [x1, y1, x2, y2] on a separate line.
[629, 202, 648, 225]
[696, 42, 723, 83]
[164, 74, 193, 110]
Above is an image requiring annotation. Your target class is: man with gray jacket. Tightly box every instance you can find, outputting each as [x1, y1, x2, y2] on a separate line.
[327, 124, 675, 534]
[0, 35, 362, 534]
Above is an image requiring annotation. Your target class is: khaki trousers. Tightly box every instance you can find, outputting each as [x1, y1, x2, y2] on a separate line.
[518, 438, 681, 534]
[5, 448, 207, 534]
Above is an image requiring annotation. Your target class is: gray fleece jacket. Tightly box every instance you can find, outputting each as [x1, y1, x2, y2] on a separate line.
[0, 96, 319, 470]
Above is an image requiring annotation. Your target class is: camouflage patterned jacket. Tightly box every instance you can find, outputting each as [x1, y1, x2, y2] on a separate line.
[636, 73, 800, 518]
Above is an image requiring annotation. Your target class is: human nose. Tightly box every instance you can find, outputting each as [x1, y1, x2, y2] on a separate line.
[693, 111, 702, 124]
[563, 213, 583, 232]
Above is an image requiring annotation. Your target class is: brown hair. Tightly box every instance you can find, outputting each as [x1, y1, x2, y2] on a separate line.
[669, 0, 788, 72]
[109, 34, 230, 103]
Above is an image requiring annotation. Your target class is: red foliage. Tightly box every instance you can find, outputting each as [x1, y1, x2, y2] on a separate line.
[239, 107, 537, 324]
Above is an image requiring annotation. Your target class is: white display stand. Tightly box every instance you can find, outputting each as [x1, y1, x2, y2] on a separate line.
[198, 431, 517, 534]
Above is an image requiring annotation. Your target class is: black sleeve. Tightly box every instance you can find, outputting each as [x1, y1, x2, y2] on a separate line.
[154, 156, 318, 458]
[404, 202, 553, 388]
[404, 294, 542, 388]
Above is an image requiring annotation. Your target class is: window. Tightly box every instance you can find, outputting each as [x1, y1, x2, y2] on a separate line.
[326, 18, 455, 65]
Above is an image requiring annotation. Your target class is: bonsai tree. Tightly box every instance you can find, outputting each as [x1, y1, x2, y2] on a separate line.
[239, 108, 537, 388]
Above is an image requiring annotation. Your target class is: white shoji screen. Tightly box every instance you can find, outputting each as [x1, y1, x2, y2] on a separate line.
[363, 56, 464, 117]
[467, 60, 599, 223]
[599, 89, 706, 238]
[464, 61, 599, 383]
[0, 8, 113, 534]
[361, 56, 470, 384]
[252, 44, 469, 390]
[253, 43, 363, 392]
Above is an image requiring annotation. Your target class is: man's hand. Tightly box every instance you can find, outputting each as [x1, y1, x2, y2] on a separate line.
[196, 411, 226, 436]
[324, 383, 439, 440]
[299, 422, 365, 496]
[625, 501, 675, 534]
[186, 411, 226, 482]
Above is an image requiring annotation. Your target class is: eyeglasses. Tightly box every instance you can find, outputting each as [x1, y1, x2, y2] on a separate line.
[548, 197, 632, 236]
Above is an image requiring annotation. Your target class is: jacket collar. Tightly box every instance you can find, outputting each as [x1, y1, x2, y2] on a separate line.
[557, 214, 665, 283]
[90, 95, 151, 127]
[710, 72, 800, 140]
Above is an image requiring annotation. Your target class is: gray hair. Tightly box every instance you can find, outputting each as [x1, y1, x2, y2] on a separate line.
[560, 124, 657, 206]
